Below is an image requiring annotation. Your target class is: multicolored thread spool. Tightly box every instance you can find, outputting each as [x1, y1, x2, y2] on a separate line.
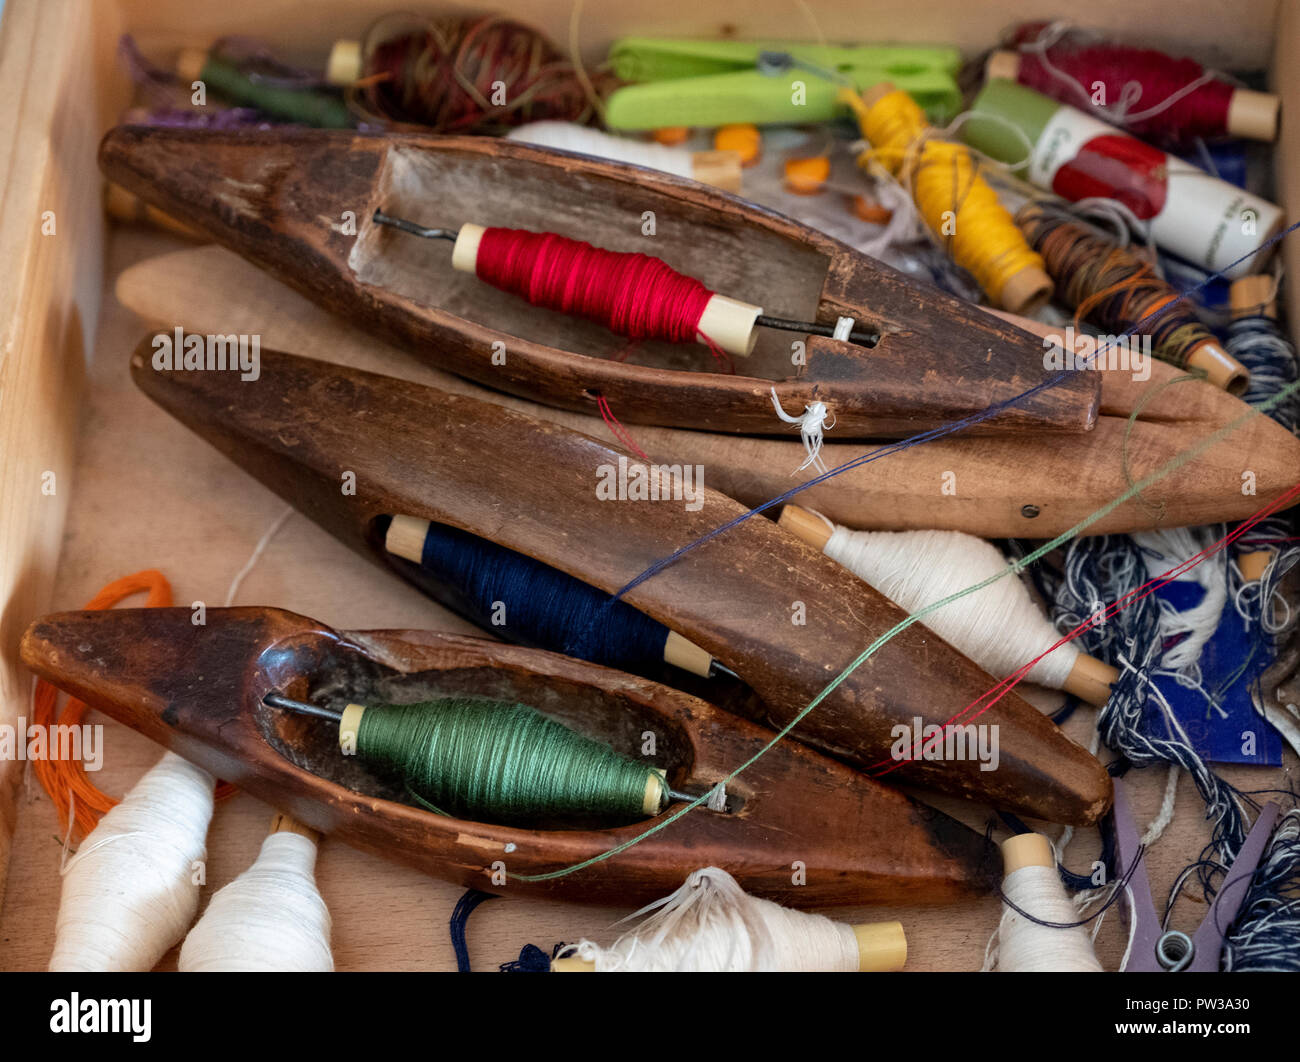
[1016, 204, 1249, 393]
[326, 14, 608, 133]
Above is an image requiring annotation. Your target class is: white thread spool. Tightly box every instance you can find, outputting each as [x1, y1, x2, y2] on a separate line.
[778, 506, 1118, 705]
[551, 866, 906, 972]
[49, 751, 215, 972]
[505, 121, 743, 192]
[993, 834, 1103, 972]
[179, 813, 333, 972]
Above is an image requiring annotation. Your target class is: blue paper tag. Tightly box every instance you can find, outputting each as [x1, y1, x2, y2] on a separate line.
[1150, 581, 1282, 766]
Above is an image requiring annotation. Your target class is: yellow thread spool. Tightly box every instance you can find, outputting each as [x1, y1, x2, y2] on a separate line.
[840, 84, 1052, 314]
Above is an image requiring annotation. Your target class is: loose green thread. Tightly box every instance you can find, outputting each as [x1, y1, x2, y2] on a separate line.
[1120, 370, 1202, 522]
[358, 698, 654, 825]
[514, 375, 1300, 882]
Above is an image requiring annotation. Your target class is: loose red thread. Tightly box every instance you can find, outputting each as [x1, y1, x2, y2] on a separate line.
[594, 394, 650, 461]
[474, 227, 734, 371]
[869, 480, 1300, 777]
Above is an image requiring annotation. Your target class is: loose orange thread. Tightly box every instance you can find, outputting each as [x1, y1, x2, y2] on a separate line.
[31, 570, 236, 839]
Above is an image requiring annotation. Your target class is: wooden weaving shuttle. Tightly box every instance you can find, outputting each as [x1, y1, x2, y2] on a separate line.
[20, 607, 998, 907]
[130, 338, 1112, 825]
[99, 125, 1099, 440]
[113, 246, 1300, 538]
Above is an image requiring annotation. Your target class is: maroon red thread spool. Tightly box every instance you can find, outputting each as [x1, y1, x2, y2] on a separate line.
[989, 22, 1279, 149]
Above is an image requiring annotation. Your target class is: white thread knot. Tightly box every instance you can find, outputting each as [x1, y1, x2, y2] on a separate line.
[770, 387, 834, 474]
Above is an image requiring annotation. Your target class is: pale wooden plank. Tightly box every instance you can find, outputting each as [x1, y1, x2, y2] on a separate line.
[111, 0, 1278, 69]
[0, 0, 124, 913]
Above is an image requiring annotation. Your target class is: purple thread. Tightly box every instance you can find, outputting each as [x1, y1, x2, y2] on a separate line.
[607, 221, 1300, 604]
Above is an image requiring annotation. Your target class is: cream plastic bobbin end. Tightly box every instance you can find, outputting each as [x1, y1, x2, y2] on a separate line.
[777, 504, 833, 552]
[339, 703, 366, 752]
[1238, 550, 1275, 583]
[1230, 274, 1277, 321]
[663, 630, 714, 677]
[853, 920, 907, 971]
[175, 47, 208, 84]
[1064, 653, 1119, 707]
[270, 813, 320, 842]
[999, 265, 1054, 316]
[690, 149, 744, 192]
[384, 514, 429, 564]
[1186, 342, 1250, 396]
[696, 294, 761, 357]
[451, 223, 487, 274]
[862, 81, 897, 109]
[641, 768, 671, 816]
[326, 39, 364, 86]
[985, 50, 1022, 82]
[1001, 832, 1054, 876]
[1226, 88, 1280, 142]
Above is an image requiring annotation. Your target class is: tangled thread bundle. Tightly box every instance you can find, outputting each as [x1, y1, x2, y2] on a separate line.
[1224, 809, 1300, 971]
[1045, 537, 1252, 882]
[353, 14, 606, 133]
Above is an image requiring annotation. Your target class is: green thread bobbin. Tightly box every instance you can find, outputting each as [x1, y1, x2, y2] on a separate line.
[264, 692, 683, 826]
[355, 698, 659, 824]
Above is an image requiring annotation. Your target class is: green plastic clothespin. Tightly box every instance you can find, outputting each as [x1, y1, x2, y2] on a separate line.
[605, 38, 961, 130]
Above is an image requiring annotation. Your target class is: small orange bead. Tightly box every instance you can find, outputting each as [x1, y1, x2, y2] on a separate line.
[783, 155, 831, 195]
[713, 124, 762, 166]
[849, 193, 893, 224]
[653, 126, 690, 145]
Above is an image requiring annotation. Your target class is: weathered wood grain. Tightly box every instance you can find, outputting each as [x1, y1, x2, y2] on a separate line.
[128, 339, 1112, 825]
[98, 125, 1100, 439]
[114, 245, 1300, 537]
[20, 606, 999, 906]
